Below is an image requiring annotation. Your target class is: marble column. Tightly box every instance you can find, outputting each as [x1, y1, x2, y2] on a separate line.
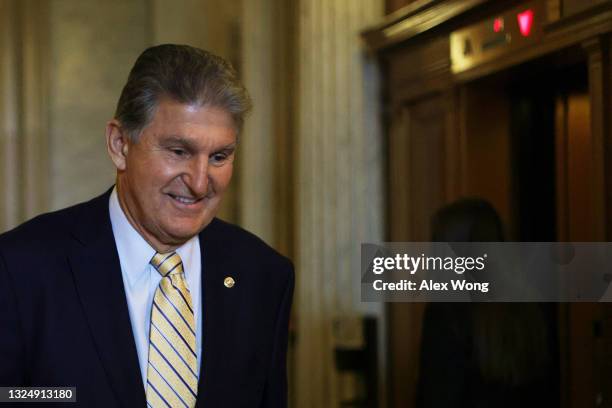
[296, 0, 385, 406]
[0, 0, 20, 231]
[240, 0, 276, 244]
[0, 0, 51, 231]
[240, 0, 295, 255]
[48, 0, 149, 210]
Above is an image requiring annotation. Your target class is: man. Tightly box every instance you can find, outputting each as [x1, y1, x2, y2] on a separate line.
[0, 44, 294, 408]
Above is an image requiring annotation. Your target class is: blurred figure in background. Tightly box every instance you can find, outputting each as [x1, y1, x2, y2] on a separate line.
[417, 198, 558, 408]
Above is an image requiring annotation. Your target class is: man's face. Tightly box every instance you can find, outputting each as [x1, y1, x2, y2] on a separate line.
[111, 98, 237, 251]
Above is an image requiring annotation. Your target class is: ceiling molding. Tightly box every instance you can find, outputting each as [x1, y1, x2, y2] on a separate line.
[362, 0, 489, 51]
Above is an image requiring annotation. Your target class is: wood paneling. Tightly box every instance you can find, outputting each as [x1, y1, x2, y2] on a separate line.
[387, 97, 448, 241]
[365, 0, 488, 51]
[605, 35, 612, 408]
[564, 0, 611, 17]
[387, 95, 449, 408]
[368, 1, 612, 407]
[460, 79, 513, 235]
[555, 86, 599, 408]
[386, 37, 451, 104]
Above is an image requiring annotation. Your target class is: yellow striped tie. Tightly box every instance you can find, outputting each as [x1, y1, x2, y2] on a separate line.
[146, 252, 198, 408]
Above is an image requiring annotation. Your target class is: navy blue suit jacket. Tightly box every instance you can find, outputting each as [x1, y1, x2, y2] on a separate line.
[0, 190, 294, 407]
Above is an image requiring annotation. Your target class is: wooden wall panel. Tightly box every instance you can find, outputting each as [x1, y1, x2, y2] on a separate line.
[387, 97, 448, 241]
[386, 37, 451, 103]
[563, 0, 610, 17]
[460, 78, 513, 237]
[605, 34, 612, 408]
[372, 2, 612, 408]
[387, 95, 449, 408]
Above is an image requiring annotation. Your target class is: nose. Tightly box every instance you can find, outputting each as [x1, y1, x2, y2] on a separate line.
[183, 155, 209, 197]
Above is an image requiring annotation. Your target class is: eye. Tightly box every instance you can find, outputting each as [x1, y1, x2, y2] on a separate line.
[210, 152, 229, 166]
[170, 148, 187, 157]
[210, 148, 235, 166]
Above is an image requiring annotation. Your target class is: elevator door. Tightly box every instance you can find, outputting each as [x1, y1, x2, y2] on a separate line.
[462, 59, 602, 408]
[462, 61, 591, 242]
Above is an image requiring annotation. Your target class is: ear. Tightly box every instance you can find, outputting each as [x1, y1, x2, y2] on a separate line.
[106, 119, 130, 171]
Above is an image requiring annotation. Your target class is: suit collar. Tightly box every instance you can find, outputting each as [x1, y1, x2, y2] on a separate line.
[69, 189, 243, 407]
[196, 219, 244, 405]
[108, 187, 156, 288]
[68, 188, 146, 408]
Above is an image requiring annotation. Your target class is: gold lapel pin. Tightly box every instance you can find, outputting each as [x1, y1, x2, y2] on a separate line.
[224, 276, 235, 288]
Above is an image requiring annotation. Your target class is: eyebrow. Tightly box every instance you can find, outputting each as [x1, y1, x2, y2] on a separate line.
[216, 143, 237, 152]
[159, 135, 236, 152]
[159, 135, 197, 151]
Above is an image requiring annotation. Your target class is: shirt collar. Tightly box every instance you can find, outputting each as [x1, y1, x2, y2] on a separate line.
[108, 186, 198, 288]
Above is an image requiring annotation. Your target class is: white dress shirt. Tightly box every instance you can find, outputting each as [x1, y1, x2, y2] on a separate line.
[108, 187, 203, 388]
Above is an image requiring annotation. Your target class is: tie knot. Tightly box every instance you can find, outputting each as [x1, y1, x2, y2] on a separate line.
[150, 252, 184, 277]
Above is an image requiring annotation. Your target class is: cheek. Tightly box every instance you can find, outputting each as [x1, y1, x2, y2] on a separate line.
[211, 165, 234, 191]
[150, 160, 179, 180]
[133, 160, 178, 189]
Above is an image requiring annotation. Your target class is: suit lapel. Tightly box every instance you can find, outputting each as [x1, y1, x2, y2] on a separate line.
[67, 190, 146, 408]
[196, 219, 242, 405]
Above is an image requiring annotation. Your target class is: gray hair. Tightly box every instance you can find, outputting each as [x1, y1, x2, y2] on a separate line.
[114, 44, 251, 141]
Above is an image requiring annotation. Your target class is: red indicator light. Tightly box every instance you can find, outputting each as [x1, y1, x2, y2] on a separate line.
[517, 9, 534, 36]
[493, 17, 504, 33]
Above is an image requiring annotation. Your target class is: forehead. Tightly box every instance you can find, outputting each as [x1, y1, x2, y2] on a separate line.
[143, 98, 236, 143]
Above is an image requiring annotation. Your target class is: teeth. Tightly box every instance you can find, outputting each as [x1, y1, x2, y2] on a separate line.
[171, 195, 197, 204]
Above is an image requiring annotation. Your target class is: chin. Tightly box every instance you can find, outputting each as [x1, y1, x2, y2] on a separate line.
[167, 221, 211, 241]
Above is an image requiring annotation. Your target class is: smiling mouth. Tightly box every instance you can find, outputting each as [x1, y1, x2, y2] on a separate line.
[167, 193, 202, 205]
